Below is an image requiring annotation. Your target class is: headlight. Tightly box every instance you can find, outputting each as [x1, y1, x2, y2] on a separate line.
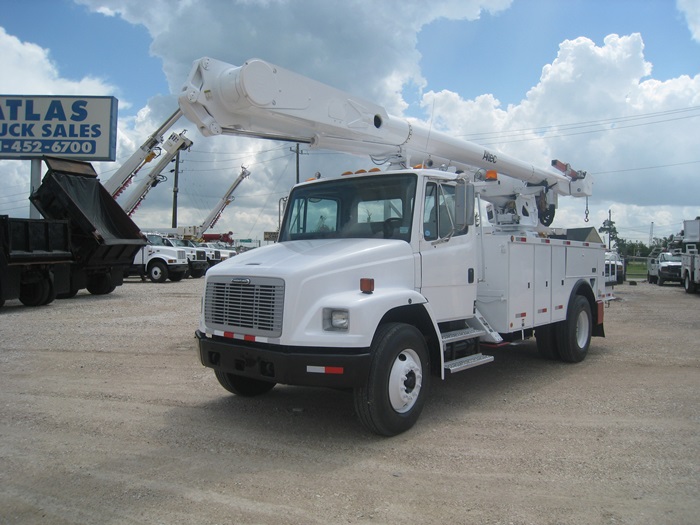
[323, 309, 349, 331]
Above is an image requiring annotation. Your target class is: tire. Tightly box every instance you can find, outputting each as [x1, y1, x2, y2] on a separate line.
[684, 274, 697, 294]
[169, 271, 186, 282]
[214, 370, 276, 396]
[190, 268, 206, 278]
[354, 323, 430, 436]
[556, 295, 592, 363]
[41, 278, 57, 306]
[657, 277, 665, 286]
[148, 261, 168, 283]
[535, 323, 560, 360]
[19, 278, 50, 307]
[87, 274, 115, 295]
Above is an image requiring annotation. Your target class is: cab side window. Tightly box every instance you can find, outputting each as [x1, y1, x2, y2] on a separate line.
[423, 182, 465, 241]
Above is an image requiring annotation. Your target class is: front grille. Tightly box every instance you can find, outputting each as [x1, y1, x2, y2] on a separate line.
[204, 276, 284, 338]
[196, 250, 206, 261]
[177, 249, 186, 260]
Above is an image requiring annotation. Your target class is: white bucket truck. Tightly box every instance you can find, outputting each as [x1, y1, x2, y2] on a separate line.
[177, 58, 613, 435]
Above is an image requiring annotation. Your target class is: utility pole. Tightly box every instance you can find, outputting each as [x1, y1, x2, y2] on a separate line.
[171, 150, 180, 228]
[289, 143, 307, 184]
[608, 209, 612, 249]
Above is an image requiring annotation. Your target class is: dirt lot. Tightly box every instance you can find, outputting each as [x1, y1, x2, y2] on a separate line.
[1, 277, 698, 525]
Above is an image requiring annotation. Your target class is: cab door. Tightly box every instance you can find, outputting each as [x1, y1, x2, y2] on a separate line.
[418, 181, 477, 322]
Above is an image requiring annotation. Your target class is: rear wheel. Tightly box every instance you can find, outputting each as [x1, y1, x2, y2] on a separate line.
[556, 295, 592, 363]
[354, 323, 430, 436]
[19, 278, 50, 307]
[684, 274, 697, 294]
[214, 371, 276, 396]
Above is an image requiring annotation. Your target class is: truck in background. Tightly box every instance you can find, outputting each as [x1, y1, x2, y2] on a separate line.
[681, 218, 700, 293]
[1, 216, 73, 307]
[177, 57, 614, 435]
[28, 157, 147, 298]
[158, 235, 209, 278]
[127, 233, 189, 283]
[2, 157, 146, 308]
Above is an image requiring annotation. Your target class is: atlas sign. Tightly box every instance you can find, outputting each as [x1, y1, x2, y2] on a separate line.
[0, 95, 117, 161]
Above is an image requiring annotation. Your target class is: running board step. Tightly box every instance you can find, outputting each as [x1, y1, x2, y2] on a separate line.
[441, 327, 485, 346]
[444, 353, 494, 373]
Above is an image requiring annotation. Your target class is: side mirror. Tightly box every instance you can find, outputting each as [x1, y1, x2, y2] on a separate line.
[454, 181, 475, 228]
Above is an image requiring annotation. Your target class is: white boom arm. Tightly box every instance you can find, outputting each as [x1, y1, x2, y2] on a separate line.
[178, 57, 591, 200]
[103, 109, 184, 197]
[121, 131, 193, 216]
[198, 165, 250, 235]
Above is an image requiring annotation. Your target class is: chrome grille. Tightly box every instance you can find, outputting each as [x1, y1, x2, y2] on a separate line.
[204, 276, 284, 337]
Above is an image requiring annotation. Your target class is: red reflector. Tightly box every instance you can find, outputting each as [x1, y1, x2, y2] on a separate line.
[325, 366, 344, 375]
[360, 278, 374, 294]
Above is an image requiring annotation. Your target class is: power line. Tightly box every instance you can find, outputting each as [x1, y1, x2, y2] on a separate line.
[458, 105, 700, 142]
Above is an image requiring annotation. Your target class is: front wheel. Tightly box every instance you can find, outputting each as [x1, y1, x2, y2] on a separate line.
[556, 295, 592, 363]
[148, 261, 168, 283]
[214, 371, 276, 396]
[354, 323, 430, 436]
[87, 274, 115, 295]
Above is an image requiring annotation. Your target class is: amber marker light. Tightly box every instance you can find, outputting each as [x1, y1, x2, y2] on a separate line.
[360, 278, 375, 294]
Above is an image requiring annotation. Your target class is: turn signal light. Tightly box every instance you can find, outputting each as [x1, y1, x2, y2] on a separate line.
[360, 278, 374, 294]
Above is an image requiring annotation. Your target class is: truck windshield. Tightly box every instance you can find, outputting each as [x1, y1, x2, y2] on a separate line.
[278, 173, 417, 242]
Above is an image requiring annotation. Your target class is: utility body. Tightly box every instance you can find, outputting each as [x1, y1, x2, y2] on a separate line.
[178, 57, 613, 435]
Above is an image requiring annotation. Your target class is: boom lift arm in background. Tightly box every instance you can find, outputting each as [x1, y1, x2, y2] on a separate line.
[102, 109, 184, 198]
[120, 131, 193, 216]
[197, 165, 250, 236]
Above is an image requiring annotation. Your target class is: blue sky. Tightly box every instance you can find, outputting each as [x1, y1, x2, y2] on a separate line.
[1, 0, 699, 244]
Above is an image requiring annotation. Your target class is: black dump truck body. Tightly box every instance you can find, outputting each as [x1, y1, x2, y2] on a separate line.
[0, 216, 73, 307]
[1, 157, 146, 307]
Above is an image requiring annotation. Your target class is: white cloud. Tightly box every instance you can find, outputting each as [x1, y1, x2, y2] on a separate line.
[418, 33, 700, 240]
[0, 27, 116, 96]
[677, 0, 700, 42]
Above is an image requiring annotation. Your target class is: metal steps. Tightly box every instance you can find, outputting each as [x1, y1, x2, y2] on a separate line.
[441, 327, 485, 345]
[441, 327, 493, 374]
[444, 353, 494, 373]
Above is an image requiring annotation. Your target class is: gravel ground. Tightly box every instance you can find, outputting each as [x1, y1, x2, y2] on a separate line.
[1, 277, 698, 525]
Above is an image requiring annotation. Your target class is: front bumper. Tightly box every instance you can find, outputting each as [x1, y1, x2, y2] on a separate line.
[659, 267, 681, 280]
[196, 330, 371, 388]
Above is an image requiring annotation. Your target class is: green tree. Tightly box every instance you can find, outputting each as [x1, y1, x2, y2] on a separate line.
[598, 217, 619, 250]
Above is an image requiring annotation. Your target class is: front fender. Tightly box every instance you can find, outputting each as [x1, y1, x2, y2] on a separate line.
[285, 287, 429, 348]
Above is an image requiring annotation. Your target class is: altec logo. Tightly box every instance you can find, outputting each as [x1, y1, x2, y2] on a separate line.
[482, 150, 497, 164]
